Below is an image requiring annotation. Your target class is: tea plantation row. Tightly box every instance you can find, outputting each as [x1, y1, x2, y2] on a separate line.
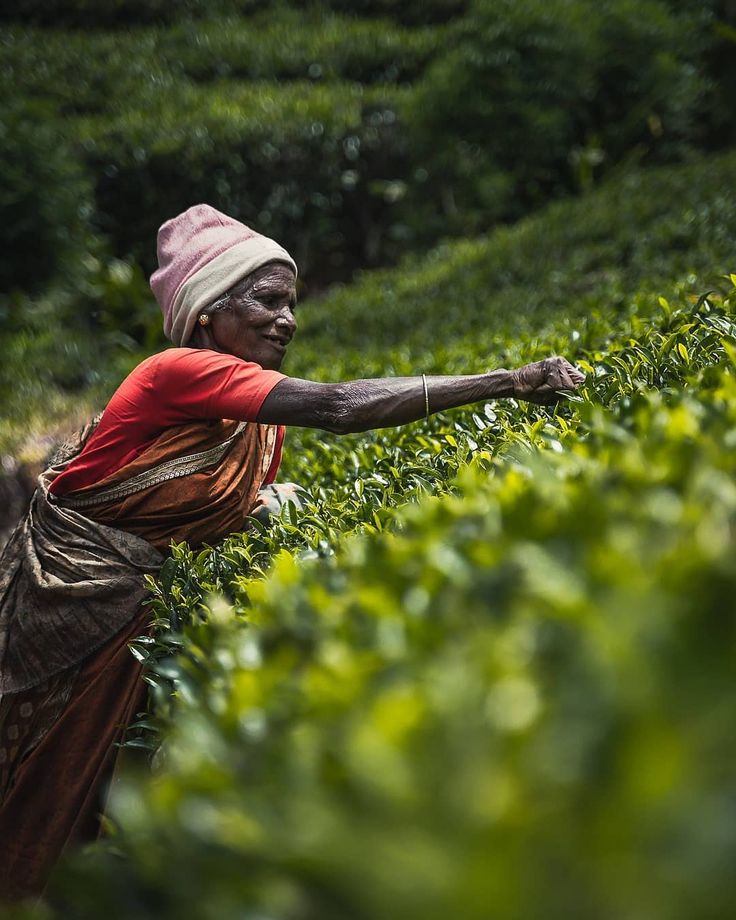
[3, 0, 732, 292]
[21, 267, 736, 919]
[2, 150, 735, 916]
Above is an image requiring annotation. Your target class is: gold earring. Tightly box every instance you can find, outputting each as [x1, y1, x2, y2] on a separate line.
[198, 314, 210, 326]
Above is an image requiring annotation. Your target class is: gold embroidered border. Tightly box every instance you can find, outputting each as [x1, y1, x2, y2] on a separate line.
[57, 423, 248, 509]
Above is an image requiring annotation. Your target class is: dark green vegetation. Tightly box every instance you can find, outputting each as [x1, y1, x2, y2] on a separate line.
[2, 1, 736, 916]
[2, 0, 735, 293]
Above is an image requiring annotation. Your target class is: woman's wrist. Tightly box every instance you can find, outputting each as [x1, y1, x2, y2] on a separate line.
[483, 369, 516, 399]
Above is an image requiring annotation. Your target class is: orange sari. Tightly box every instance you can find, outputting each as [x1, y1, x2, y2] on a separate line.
[0, 416, 279, 902]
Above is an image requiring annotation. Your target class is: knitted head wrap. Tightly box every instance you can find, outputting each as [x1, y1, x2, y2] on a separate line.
[150, 204, 297, 347]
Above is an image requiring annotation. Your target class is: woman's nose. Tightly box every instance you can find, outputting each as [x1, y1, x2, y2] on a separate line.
[276, 309, 297, 333]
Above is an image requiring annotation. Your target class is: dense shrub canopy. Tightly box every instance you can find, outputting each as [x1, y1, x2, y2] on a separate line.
[0, 101, 93, 297]
[407, 0, 708, 235]
[1, 0, 733, 293]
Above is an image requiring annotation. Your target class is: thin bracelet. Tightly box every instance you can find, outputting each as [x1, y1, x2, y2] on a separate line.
[421, 373, 430, 420]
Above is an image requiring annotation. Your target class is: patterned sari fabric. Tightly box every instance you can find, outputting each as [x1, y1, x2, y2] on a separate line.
[0, 416, 282, 902]
[56, 418, 279, 553]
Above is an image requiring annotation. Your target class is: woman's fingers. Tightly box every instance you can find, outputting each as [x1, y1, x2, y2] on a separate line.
[549, 356, 585, 387]
[543, 357, 585, 391]
[512, 356, 586, 403]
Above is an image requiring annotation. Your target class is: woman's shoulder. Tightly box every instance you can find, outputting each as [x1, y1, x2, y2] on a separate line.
[123, 347, 226, 389]
[123, 348, 266, 412]
[101, 349, 224, 432]
[136, 346, 204, 372]
[141, 347, 251, 375]
[104, 349, 201, 411]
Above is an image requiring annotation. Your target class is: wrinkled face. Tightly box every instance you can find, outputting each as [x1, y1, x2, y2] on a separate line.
[193, 261, 297, 370]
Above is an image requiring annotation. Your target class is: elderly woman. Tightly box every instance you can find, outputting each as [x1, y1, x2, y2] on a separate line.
[0, 205, 584, 900]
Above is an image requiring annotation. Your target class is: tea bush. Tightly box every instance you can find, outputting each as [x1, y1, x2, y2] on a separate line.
[76, 79, 410, 285]
[1, 15, 437, 116]
[161, 11, 440, 85]
[34, 277, 736, 919]
[288, 150, 736, 373]
[0, 14, 435, 285]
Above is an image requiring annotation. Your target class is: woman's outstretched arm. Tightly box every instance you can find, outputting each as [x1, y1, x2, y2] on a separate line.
[257, 357, 585, 434]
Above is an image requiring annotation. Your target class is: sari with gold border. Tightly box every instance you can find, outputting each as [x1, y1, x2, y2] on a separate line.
[0, 414, 280, 901]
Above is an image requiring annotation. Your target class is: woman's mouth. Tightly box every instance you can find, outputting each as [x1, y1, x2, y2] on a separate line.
[263, 334, 288, 352]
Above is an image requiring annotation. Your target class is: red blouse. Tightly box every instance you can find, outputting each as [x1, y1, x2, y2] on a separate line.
[50, 348, 286, 497]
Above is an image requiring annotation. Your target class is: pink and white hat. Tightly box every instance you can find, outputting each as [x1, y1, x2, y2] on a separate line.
[150, 204, 297, 346]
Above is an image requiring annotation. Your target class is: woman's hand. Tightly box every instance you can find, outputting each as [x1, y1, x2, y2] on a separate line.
[249, 482, 305, 525]
[510, 356, 586, 405]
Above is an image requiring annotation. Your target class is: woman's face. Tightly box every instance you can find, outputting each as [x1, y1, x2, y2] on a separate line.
[194, 261, 297, 370]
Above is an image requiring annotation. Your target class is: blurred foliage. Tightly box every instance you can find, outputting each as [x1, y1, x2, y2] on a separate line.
[2, 0, 734, 296]
[162, 11, 441, 84]
[407, 0, 709, 236]
[0, 100, 94, 297]
[78, 80, 411, 286]
[0, 247, 161, 456]
[1, 14, 438, 112]
[707, 0, 736, 145]
[320, 0, 468, 26]
[0, 0, 467, 28]
[0, 0, 248, 28]
[287, 150, 736, 376]
[0, 11, 433, 286]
